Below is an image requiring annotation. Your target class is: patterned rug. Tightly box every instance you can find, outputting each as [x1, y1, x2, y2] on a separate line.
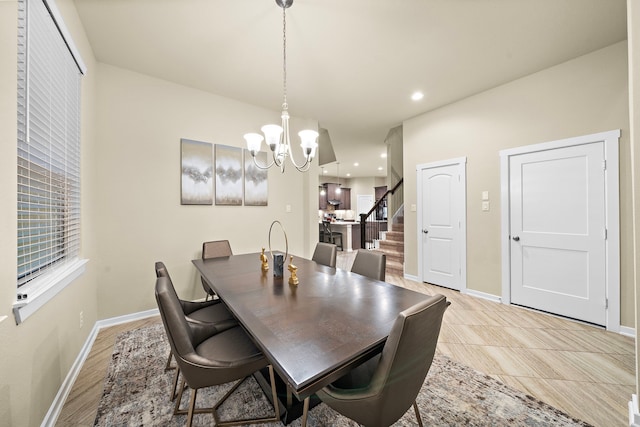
[94, 324, 591, 426]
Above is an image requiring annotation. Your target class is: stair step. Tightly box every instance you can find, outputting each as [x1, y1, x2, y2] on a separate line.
[390, 223, 404, 233]
[382, 250, 403, 263]
[386, 259, 404, 276]
[385, 231, 404, 242]
[379, 239, 403, 251]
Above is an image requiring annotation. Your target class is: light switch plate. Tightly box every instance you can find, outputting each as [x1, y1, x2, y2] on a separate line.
[411, 204, 417, 212]
[482, 201, 490, 211]
[482, 191, 489, 201]
[286, 204, 292, 213]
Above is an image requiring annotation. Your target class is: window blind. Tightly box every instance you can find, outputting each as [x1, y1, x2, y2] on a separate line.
[17, 0, 82, 287]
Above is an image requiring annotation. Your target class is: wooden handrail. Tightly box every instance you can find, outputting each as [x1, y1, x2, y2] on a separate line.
[360, 178, 403, 249]
[364, 178, 403, 218]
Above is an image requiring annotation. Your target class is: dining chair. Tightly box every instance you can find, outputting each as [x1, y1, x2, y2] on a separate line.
[155, 276, 280, 427]
[315, 294, 449, 427]
[201, 240, 233, 300]
[312, 242, 337, 268]
[154, 261, 237, 399]
[350, 249, 386, 281]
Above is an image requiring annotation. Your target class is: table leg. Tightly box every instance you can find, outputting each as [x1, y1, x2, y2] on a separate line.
[301, 397, 310, 427]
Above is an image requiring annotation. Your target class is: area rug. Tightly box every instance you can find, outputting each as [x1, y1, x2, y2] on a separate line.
[94, 324, 591, 426]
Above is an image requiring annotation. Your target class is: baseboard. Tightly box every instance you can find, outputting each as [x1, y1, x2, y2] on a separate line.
[619, 326, 636, 338]
[463, 288, 502, 303]
[629, 394, 640, 426]
[95, 307, 159, 329]
[41, 322, 100, 427]
[41, 308, 160, 426]
[403, 273, 419, 282]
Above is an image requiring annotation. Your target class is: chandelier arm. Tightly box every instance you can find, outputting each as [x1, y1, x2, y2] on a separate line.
[251, 154, 277, 170]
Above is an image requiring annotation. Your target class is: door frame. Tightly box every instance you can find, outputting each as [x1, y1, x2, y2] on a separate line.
[499, 130, 620, 332]
[417, 157, 467, 292]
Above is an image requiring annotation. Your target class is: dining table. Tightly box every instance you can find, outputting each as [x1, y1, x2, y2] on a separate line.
[192, 252, 431, 425]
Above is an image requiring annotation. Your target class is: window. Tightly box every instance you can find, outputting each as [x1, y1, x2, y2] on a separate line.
[15, 0, 86, 324]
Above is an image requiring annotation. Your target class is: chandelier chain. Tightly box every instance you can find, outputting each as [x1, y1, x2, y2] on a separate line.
[282, 5, 288, 111]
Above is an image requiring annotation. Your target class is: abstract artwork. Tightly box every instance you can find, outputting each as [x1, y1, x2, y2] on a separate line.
[180, 138, 213, 205]
[215, 144, 243, 205]
[244, 150, 268, 206]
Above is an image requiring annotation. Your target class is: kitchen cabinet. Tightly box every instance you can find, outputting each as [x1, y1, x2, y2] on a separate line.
[319, 184, 350, 209]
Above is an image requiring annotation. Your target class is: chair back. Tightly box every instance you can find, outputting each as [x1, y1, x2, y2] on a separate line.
[369, 294, 448, 425]
[155, 261, 171, 280]
[312, 242, 337, 268]
[155, 276, 197, 366]
[351, 250, 386, 281]
[202, 240, 233, 259]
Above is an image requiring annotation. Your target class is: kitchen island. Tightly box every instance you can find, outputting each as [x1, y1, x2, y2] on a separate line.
[319, 220, 387, 251]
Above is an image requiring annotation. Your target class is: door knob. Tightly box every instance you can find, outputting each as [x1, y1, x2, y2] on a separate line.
[512, 236, 520, 241]
[423, 229, 429, 234]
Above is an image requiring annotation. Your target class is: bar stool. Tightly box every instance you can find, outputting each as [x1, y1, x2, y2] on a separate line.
[322, 220, 343, 251]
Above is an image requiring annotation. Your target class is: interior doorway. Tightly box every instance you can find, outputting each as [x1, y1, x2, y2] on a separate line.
[417, 157, 467, 291]
[500, 130, 620, 330]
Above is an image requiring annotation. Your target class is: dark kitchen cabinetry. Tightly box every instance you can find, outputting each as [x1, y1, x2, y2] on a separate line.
[374, 186, 387, 220]
[319, 184, 351, 209]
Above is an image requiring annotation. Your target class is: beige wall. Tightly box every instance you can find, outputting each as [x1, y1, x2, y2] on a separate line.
[93, 63, 319, 319]
[1, 0, 319, 423]
[0, 1, 100, 426]
[628, 0, 640, 403]
[403, 41, 633, 326]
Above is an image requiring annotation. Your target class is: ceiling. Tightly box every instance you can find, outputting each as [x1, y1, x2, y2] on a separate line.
[73, 0, 627, 178]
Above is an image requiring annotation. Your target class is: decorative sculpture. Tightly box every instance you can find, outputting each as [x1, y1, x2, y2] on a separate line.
[288, 256, 299, 286]
[260, 247, 269, 272]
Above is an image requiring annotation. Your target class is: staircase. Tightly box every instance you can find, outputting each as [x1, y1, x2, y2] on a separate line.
[378, 214, 404, 276]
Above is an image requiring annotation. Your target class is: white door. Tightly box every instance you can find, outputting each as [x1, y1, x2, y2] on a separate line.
[357, 195, 374, 218]
[509, 142, 606, 325]
[419, 161, 466, 290]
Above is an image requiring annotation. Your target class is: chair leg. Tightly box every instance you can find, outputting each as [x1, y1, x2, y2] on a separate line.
[165, 350, 175, 371]
[174, 378, 186, 415]
[170, 367, 180, 400]
[212, 366, 281, 426]
[187, 387, 198, 427]
[413, 401, 423, 427]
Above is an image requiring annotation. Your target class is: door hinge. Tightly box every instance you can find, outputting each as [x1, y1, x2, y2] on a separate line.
[605, 298, 609, 309]
[604, 228, 608, 240]
[602, 160, 607, 170]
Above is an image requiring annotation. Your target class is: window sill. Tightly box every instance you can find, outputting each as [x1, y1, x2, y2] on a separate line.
[13, 259, 89, 325]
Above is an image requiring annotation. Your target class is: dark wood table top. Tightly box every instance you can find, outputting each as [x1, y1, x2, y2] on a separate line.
[192, 252, 430, 399]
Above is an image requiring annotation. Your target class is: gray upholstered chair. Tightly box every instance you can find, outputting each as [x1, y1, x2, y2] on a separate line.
[154, 261, 237, 399]
[315, 294, 449, 427]
[351, 249, 386, 281]
[312, 242, 338, 268]
[155, 276, 280, 427]
[201, 240, 233, 300]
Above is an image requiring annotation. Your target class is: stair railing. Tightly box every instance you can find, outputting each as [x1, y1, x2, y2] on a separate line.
[360, 178, 403, 249]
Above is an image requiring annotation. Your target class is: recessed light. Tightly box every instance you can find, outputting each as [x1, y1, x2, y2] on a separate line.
[323, 169, 328, 174]
[377, 167, 383, 171]
[411, 91, 424, 101]
[353, 162, 359, 167]
[380, 153, 387, 158]
[346, 173, 351, 177]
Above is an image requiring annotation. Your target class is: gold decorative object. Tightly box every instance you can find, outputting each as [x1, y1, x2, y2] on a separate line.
[288, 255, 299, 286]
[260, 247, 269, 272]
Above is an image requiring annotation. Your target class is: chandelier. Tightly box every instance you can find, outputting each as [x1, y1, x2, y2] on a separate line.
[244, 0, 319, 173]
